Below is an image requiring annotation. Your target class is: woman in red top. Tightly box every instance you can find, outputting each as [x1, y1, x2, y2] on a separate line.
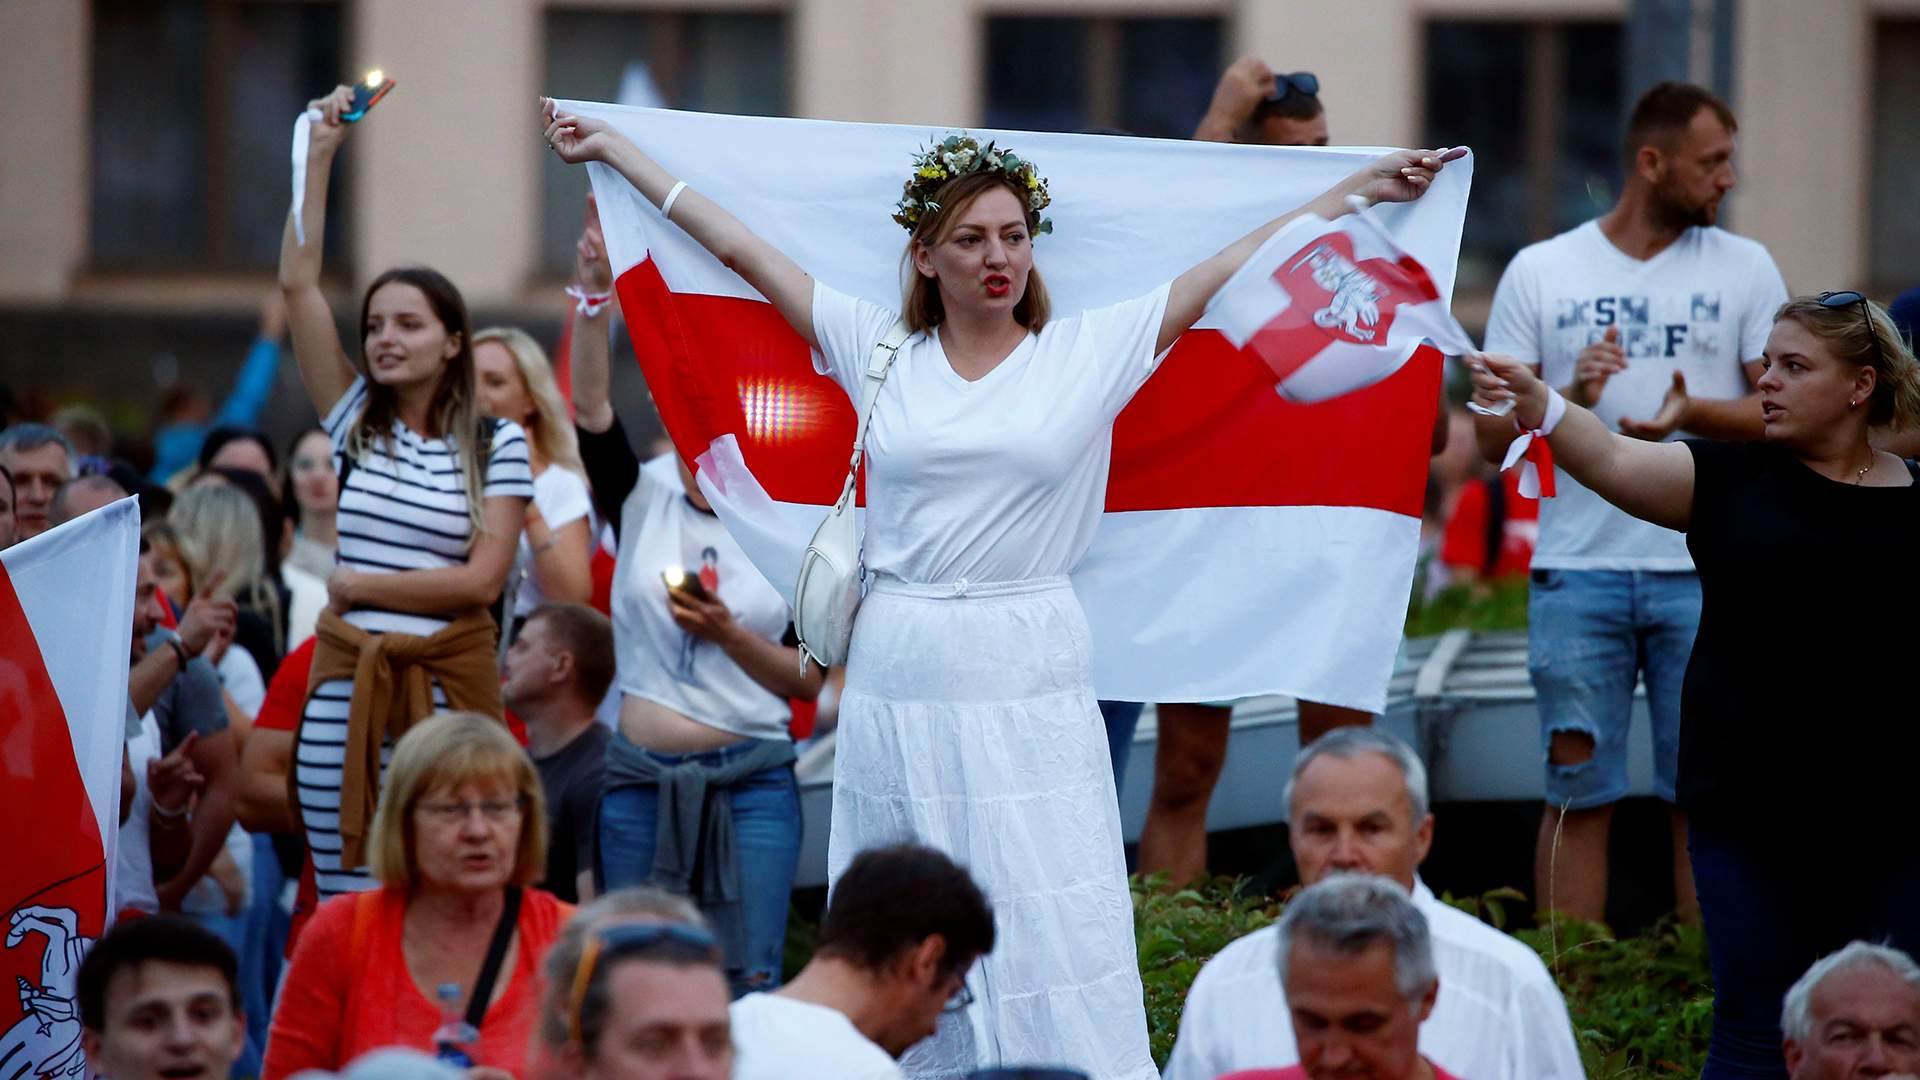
[263, 713, 573, 1079]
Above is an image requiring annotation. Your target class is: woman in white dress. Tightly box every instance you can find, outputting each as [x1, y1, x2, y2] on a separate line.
[541, 99, 1456, 1080]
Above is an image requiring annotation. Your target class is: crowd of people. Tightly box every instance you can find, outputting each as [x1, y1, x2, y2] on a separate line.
[6, 52, 1920, 1080]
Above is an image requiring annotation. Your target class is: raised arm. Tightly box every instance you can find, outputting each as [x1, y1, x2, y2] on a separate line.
[278, 85, 361, 416]
[1157, 148, 1464, 356]
[1472, 353, 1695, 532]
[542, 99, 819, 350]
[569, 194, 617, 435]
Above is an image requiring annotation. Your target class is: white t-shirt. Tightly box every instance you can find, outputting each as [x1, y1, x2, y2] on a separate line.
[613, 454, 794, 742]
[513, 465, 594, 617]
[113, 712, 162, 917]
[1483, 221, 1787, 570]
[729, 993, 905, 1080]
[1163, 879, 1584, 1080]
[811, 280, 1172, 586]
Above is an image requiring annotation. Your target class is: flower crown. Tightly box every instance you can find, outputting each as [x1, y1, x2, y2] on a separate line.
[892, 133, 1054, 237]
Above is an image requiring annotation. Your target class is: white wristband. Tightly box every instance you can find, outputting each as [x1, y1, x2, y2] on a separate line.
[660, 180, 688, 218]
[1535, 386, 1568, 436]
[565, 284, 613, 318]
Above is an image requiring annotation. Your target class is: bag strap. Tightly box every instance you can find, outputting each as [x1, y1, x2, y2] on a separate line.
[829, 318, 911, 509]
[465, 885, 523, 1031]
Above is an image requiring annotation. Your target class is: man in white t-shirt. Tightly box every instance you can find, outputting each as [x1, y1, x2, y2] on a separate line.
[1471, 81, 1788, 927]
[730, 844, 996, 1080]
[1164, 728, 1582, 1080]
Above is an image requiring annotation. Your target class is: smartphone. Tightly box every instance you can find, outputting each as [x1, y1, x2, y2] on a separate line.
[661, 566, 711, 603]
[342, 74, 395, 123]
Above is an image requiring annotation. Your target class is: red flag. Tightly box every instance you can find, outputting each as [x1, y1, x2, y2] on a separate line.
[0, 499, 138, 1080]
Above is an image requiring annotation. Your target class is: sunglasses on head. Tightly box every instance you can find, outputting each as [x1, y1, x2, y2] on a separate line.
[1818, 291, 1884, 373]
[1262, 71, 1320, 107]
[566, 922, 719, 1046]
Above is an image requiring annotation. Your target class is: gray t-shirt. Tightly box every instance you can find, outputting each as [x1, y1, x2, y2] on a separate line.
[140, 629, 228, 751]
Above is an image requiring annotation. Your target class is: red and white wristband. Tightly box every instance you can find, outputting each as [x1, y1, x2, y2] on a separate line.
[1500, 387, 1567, 499]
[565, 284, 613, 318]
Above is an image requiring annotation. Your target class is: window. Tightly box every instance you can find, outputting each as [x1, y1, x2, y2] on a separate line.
[90, 0, 346, 270]
[1423, 20, 1625, 292]
[982, 16, 1223, 140]
[1869, 20, 1920, 291]
[540, 9, 790, 274]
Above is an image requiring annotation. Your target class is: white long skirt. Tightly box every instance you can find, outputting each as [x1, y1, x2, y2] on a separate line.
[827, 575, 1158, 1080]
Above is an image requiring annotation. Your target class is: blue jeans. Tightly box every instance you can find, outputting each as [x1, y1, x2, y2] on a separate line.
[1526, 569, 1699, 808]
[1098, 700, 1144, 795]
[239, 834, 288, 1072]
[596, 744, 801, 997]
[1690, 820, 1920, 1079]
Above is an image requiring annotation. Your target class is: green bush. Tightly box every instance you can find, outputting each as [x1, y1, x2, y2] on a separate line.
[1405, 577, 1530, 637]
[1132, 877, 1715, 1077]
[1132, 874, 1284, 1064]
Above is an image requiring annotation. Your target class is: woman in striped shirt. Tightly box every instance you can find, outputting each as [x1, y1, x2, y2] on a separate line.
[281, 83, 533, 899]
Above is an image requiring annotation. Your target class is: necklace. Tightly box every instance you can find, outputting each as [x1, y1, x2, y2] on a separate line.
[1854, 457, 1874, 485]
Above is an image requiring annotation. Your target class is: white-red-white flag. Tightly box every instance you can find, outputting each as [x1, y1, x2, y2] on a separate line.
[1, 497, 138, 1080]
[1210, 205, 1478, 404]
[570, 104, 1472, 708]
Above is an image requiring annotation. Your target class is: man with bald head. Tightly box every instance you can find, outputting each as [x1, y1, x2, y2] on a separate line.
[49, 474, 130, 527]
[1165, 728, 1581, 1080]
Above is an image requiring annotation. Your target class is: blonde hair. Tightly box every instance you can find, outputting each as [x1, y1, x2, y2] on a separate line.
[169, 483, 282, 651]
[473, 326, 585, 479]
[1775, 295, 1920, 431]
[368, 711, 548, 891]
[141, 521, 195, 597]
[900, 171, 1051, 334]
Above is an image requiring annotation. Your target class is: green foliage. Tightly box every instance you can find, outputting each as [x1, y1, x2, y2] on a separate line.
[1133, 878, 1715, 1077]
[1405, 578, 1530, 637]
[1516, 915, 1715, 1079]
[1132, 874, 1285, 1066]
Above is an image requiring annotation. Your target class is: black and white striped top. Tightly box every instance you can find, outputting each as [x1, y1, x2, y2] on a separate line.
[302, 376, 533, 898]
[323, 375, 535, 636]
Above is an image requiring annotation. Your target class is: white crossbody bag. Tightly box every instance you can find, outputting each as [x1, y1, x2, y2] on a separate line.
[793, 317, 912, 672]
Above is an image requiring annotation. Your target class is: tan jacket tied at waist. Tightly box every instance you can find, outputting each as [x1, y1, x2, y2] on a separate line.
[301, 608, 504, 869]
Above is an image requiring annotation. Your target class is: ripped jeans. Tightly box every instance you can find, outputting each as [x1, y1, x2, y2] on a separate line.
[1526, 569, 1699, 809]
[597, 751, 801, 996]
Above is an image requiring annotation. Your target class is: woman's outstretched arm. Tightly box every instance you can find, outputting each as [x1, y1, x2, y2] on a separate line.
[1472, 353, 1695, 532]
[278, 85, 361, 417]
[542, 99, 819, 351]
[1157, 148, 1465, 357]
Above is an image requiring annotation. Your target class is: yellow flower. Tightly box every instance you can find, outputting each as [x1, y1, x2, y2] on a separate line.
[1026, 172, 1040, 190]
[918, 164, 946, 180]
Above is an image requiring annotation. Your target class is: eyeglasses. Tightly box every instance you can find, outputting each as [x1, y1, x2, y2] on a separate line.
[1265, 71, 1320, 105]
[566, 922, 720, 1046]
[1818, 290, 1885, 374]
[942, 980, 976, 1014]
[415, 798, 523, 825]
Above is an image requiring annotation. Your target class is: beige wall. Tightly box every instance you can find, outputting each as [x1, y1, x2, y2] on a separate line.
[0, 0, 89, 302]
[0, 0, 1906, 312]
[1730, 0, 1871, 294]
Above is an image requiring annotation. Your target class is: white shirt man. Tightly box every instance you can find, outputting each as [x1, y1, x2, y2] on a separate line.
[1163, 728, 1582, 1080]
[728, 845, 993, 1080]
[1470, 82, 1789, 931]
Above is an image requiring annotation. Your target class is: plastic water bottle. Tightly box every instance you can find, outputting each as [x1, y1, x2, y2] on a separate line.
[432, 982, 478, 1069]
